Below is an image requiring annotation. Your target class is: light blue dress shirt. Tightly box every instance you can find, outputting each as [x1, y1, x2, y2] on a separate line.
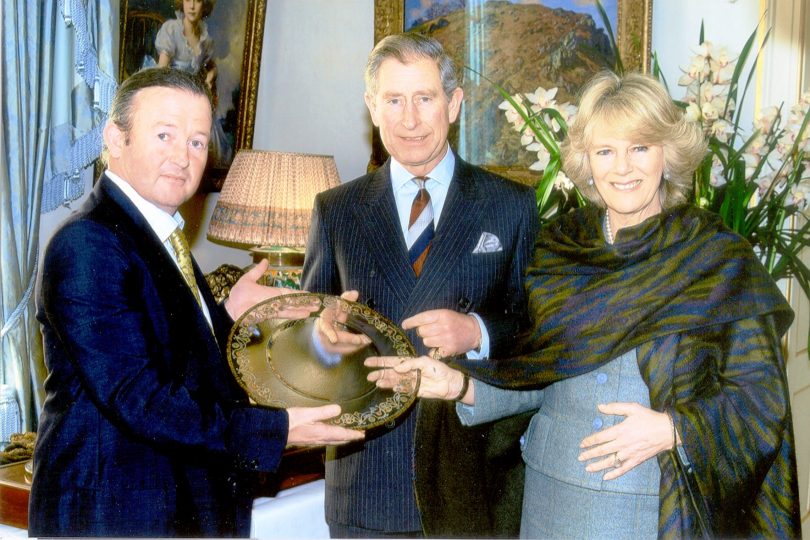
[389, 148, 490, 359]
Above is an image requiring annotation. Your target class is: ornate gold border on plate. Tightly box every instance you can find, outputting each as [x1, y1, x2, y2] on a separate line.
[227, 293, 419, 430]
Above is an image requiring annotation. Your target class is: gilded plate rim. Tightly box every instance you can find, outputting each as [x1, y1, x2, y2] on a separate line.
[226, 292, 418, 430]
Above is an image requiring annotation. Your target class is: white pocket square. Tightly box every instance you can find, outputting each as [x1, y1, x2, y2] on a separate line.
[472, 232, 503, 254]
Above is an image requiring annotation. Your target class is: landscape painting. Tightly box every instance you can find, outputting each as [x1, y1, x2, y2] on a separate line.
[399, 0, 623, 174]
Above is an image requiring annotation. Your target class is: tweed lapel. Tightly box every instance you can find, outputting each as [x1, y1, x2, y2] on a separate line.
[408, 159, 485, 309]
[353, 163, 415, 305]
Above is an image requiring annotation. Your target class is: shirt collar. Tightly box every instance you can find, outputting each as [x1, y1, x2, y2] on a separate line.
[105, 170, 184, 243]
[390, 145, 455, 193]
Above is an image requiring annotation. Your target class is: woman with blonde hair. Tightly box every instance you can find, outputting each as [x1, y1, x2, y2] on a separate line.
[368, 71, 800, 538]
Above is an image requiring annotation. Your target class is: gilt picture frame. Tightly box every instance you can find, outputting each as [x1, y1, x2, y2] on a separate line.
[119, 0, 267, 190]
[372, 0, 653, 183]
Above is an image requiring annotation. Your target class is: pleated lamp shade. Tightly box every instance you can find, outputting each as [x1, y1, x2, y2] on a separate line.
[207, 150, 341, 252]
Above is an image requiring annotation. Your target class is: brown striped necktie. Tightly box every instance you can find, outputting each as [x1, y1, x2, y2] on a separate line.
[407, 177, 434, 277]
[168, 228, 203, 308]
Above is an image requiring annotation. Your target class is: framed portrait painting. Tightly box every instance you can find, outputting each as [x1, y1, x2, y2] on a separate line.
[373, 0, 653, 183]
[119, 0, 267, 189]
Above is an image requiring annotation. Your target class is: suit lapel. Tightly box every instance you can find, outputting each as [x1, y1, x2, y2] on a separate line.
[353, 163, 415, 306]
[99, 177, 220, 349]
[408, 159, 485, 309]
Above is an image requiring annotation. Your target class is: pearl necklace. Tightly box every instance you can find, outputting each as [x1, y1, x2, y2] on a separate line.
[604, 211, 614, 244]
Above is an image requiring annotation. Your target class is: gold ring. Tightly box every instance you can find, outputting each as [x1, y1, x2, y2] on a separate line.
[430, 348, 442, 360]
[613, 453, 622, 468]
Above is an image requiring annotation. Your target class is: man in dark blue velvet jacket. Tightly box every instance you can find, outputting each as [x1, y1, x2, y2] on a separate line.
[29, 67, 362, 537]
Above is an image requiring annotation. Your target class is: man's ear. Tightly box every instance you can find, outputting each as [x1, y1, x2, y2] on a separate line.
[364, 93, 381, 127]
[103, 121, 126, 159]
[447, 87, 464, 123]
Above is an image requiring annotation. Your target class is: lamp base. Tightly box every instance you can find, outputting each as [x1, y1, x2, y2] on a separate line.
[250, 246, 304, 289]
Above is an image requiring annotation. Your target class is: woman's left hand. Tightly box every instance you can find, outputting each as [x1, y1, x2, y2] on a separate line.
[578, 402, 674, 480]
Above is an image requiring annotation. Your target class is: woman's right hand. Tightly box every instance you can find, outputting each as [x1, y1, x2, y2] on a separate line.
[365, 355, 474, 404]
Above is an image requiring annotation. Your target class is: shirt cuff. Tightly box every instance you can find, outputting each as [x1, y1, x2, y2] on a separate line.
[310, 321, 342, 366]
[465, 312, 490, 359]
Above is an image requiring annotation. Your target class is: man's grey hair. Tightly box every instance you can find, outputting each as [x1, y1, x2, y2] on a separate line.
[364, 33, 459, 99]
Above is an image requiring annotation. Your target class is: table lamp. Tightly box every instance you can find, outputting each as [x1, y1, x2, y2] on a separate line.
[207, 149, 341, 286]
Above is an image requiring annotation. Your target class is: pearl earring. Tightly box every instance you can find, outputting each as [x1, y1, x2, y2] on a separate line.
[588, 178, 594, 186]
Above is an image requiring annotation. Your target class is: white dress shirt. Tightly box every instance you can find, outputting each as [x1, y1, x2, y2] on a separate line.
[106, 170, 213, 327]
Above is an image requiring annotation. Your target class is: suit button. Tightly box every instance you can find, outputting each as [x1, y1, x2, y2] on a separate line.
[457, 297, 471, 312]
[365, 298, 376, 310]
[595, 373, 608, 384]
[369, 268, 376, 277]
[592, 417, 603, 430]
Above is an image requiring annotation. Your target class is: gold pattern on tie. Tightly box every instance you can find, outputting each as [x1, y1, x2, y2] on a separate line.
[168, 228, 203, 308]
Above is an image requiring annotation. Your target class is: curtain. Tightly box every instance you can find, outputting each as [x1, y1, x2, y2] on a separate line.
[0, 0, 115, 431]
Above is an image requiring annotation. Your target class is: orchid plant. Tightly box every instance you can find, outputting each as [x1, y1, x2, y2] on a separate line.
[497, 20, 810, 305]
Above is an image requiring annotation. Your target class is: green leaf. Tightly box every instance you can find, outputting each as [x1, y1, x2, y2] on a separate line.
[595, 0, 623, 74]
[652, 52, 671, 93]
[724, 23, 770, 149]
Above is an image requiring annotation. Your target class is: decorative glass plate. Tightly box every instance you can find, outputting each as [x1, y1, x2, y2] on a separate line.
[227, 293, 419, 430]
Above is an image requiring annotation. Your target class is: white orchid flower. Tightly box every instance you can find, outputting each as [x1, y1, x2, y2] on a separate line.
[787, 184, 810, 210]
[681, 56, 709, 81]
[711, 64, 735, 85]
[711, 46, 736, 68]
[710, 160, 727, 187]
[684, 102, 702, 122]
[702, 101, 720, 122]
[558, 103, 578, 125]
[754, 106, 780, 134]
[710, 119, 734, 142]
[553, 171, 574, 192]
[525, 86, 558, 108]
[534, 150, 552, 169]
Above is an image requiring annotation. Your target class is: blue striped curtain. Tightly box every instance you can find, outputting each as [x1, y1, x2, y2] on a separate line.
[0, 0, 115, 430]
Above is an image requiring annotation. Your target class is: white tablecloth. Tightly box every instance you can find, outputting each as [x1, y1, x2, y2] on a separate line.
[252, 479, 329, 539]
[0, 480, 329, 539]
[0, 521, 28, 538]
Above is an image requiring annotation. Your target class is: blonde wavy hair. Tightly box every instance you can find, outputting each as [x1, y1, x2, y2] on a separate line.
[561, 71, 707, 209]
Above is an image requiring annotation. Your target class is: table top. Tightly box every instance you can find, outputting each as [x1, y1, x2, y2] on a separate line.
[0, 460, 30, 529]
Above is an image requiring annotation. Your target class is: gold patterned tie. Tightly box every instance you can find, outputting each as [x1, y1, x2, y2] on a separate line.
[168, 228, 203, 308]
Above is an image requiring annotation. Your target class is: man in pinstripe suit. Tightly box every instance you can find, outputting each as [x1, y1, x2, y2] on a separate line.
[302, 33, 539, 538]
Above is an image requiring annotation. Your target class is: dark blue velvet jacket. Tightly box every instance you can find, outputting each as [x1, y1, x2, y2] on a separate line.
[30, 176, 288, 537]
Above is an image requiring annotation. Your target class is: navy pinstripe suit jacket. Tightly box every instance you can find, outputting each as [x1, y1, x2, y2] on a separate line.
[301, 158, 539, 535]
